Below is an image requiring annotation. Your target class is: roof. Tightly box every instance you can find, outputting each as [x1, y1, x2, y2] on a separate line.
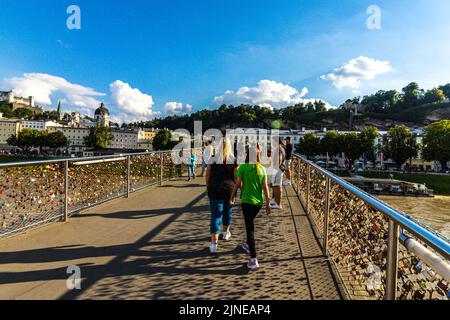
[95, 104, 110, 116]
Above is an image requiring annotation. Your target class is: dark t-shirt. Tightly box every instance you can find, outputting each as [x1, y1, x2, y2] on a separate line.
[208, 163, 236, 200]
[285, 143, 293, 160]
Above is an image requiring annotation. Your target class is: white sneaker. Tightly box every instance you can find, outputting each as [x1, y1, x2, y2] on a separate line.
[247, 258, 260, 270]
[210, 243, 218, 254]
[270, 203, 282, 209]
[241, 243, 250, 254]
[222, 231, 232, 241]
[283, 180, 291, 186]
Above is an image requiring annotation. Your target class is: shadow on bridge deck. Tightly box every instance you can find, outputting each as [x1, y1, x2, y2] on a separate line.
[0, 179, 341, 300]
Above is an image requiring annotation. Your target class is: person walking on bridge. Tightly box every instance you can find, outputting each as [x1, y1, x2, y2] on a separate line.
[270, 139, 286, 209]
[205, 138, 237, 254]
[230, 144, 271, 270]
[283, 137, 293, 187]
[188, 149, 197, 181]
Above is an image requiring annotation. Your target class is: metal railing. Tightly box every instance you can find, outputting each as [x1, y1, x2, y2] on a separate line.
[291, 153, 450, 300]
[0, 149, 202, 239]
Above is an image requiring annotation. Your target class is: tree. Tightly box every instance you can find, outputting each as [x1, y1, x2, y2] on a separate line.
[339, 133, 364, 167]
[320, 130, 341, 158]
[0, 102, 13, 118]
[296, 133, 321, 159]
[438, 84, 450, 99]
[13, 108, 34, 119]
[314, 100, 326, 112]
[46, 131, 69, 149]
[152, 129, 174, 151]
[423, 88, 446, 104]
[84, 126, 114, 150]
[383, 126, 418, 170]
[399, 82, 422, 109]
[7, 129, 41, 153]
[359, 126, 380, 162]
[422, 120, 450, 172]
[362, 90, 399, 113]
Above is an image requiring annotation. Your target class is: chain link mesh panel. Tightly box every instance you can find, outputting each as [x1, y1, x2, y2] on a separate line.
[68, 160, 127, 213]
[0, 163, 64, 237]
[130, 154, 161, 191]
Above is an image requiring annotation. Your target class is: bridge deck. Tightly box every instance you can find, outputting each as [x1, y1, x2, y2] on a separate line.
[0, 179, 341, 300]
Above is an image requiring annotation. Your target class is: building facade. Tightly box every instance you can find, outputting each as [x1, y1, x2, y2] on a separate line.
[0, 118, 20, 146]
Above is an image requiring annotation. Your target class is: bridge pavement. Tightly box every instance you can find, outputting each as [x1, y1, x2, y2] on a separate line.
[0, 178, 341, 300]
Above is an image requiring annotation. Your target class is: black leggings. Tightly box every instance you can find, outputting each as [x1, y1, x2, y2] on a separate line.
[242, 203, 263, 259]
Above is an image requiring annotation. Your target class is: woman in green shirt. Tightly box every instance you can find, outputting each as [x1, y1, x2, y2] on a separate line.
[230, 144, 271, 270]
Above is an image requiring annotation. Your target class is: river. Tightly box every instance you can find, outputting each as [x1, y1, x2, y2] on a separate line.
[378, 195, 450, 238]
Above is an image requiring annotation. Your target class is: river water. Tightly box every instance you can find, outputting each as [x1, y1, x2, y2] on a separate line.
[378, 195, 450, 238]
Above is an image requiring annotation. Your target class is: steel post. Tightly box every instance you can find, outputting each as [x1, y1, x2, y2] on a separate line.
[385, 219, 399, 300]
[323, 177, 331, 256]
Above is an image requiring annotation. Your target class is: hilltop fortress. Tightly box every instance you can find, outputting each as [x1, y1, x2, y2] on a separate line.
[0, 90, 43, 115]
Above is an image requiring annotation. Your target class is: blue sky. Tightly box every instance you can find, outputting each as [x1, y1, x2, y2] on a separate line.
[1, 0, 450, 123]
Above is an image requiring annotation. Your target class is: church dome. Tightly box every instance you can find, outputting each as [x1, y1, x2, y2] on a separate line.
[95, 103, 110, 116]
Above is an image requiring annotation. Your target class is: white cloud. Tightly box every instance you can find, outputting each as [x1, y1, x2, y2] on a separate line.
[164, 101, 193, 115]
[320, 56, 392, 90]
[109, 80, 158, 123]
[214, 80, 309, 108]
[3, 73, 105, 108]
[213, 79, 335, 109]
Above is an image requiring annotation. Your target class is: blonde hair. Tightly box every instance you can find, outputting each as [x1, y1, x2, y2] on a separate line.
[213, 137, 234, 164]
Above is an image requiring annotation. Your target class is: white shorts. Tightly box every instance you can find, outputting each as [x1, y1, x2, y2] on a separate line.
[271, 168, 284, 187]
[285, 159, 292, 169]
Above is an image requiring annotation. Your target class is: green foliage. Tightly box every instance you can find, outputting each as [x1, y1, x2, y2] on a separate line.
[7, 129, 69, 152]
[314, 127, 379, 164]
[362, 90, 399, 113]
[423, 88, 446, 104]
[320, 130, 340, 157]
[0, 102, 13, 117]
[422, 120, 450, 171]
[46, 131, 69, 149]
[438, 83, 450, 99]
[34, 110, 60, 121]
[84, 126, 114, 150]
[152, 129, 174, 151]
[7, 129, 41, 153]
[383, 126, 418, 170]
[13, 108, 34, 119]
[296, 133, 321, 159]
[339, 132, 364, 163]
[359, 126, 380, 162]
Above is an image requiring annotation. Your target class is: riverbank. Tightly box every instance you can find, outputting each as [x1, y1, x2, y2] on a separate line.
[361, 172, 450, 196]
[331, 169, 450, 195]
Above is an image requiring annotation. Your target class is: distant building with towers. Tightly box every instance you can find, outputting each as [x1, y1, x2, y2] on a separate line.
[95, 103, 110, 127]
[0, 90, 43, 115]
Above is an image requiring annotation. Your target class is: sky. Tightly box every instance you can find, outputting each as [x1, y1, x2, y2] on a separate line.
[1, 0, 450, 123]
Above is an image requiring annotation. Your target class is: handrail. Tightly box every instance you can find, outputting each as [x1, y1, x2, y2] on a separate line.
[0, 148, 202, 168]
[293, 153, 450, 260]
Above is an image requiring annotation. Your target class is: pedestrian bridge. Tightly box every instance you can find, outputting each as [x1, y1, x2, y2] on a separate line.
[0, 151, 449, 300]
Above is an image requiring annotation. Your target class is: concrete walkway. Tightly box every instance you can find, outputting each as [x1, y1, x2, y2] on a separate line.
[0, 179, 341, 300]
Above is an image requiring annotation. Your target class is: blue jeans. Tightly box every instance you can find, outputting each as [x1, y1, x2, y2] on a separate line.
[209, 198, 233, 235]
[188, 165, 196, 179]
